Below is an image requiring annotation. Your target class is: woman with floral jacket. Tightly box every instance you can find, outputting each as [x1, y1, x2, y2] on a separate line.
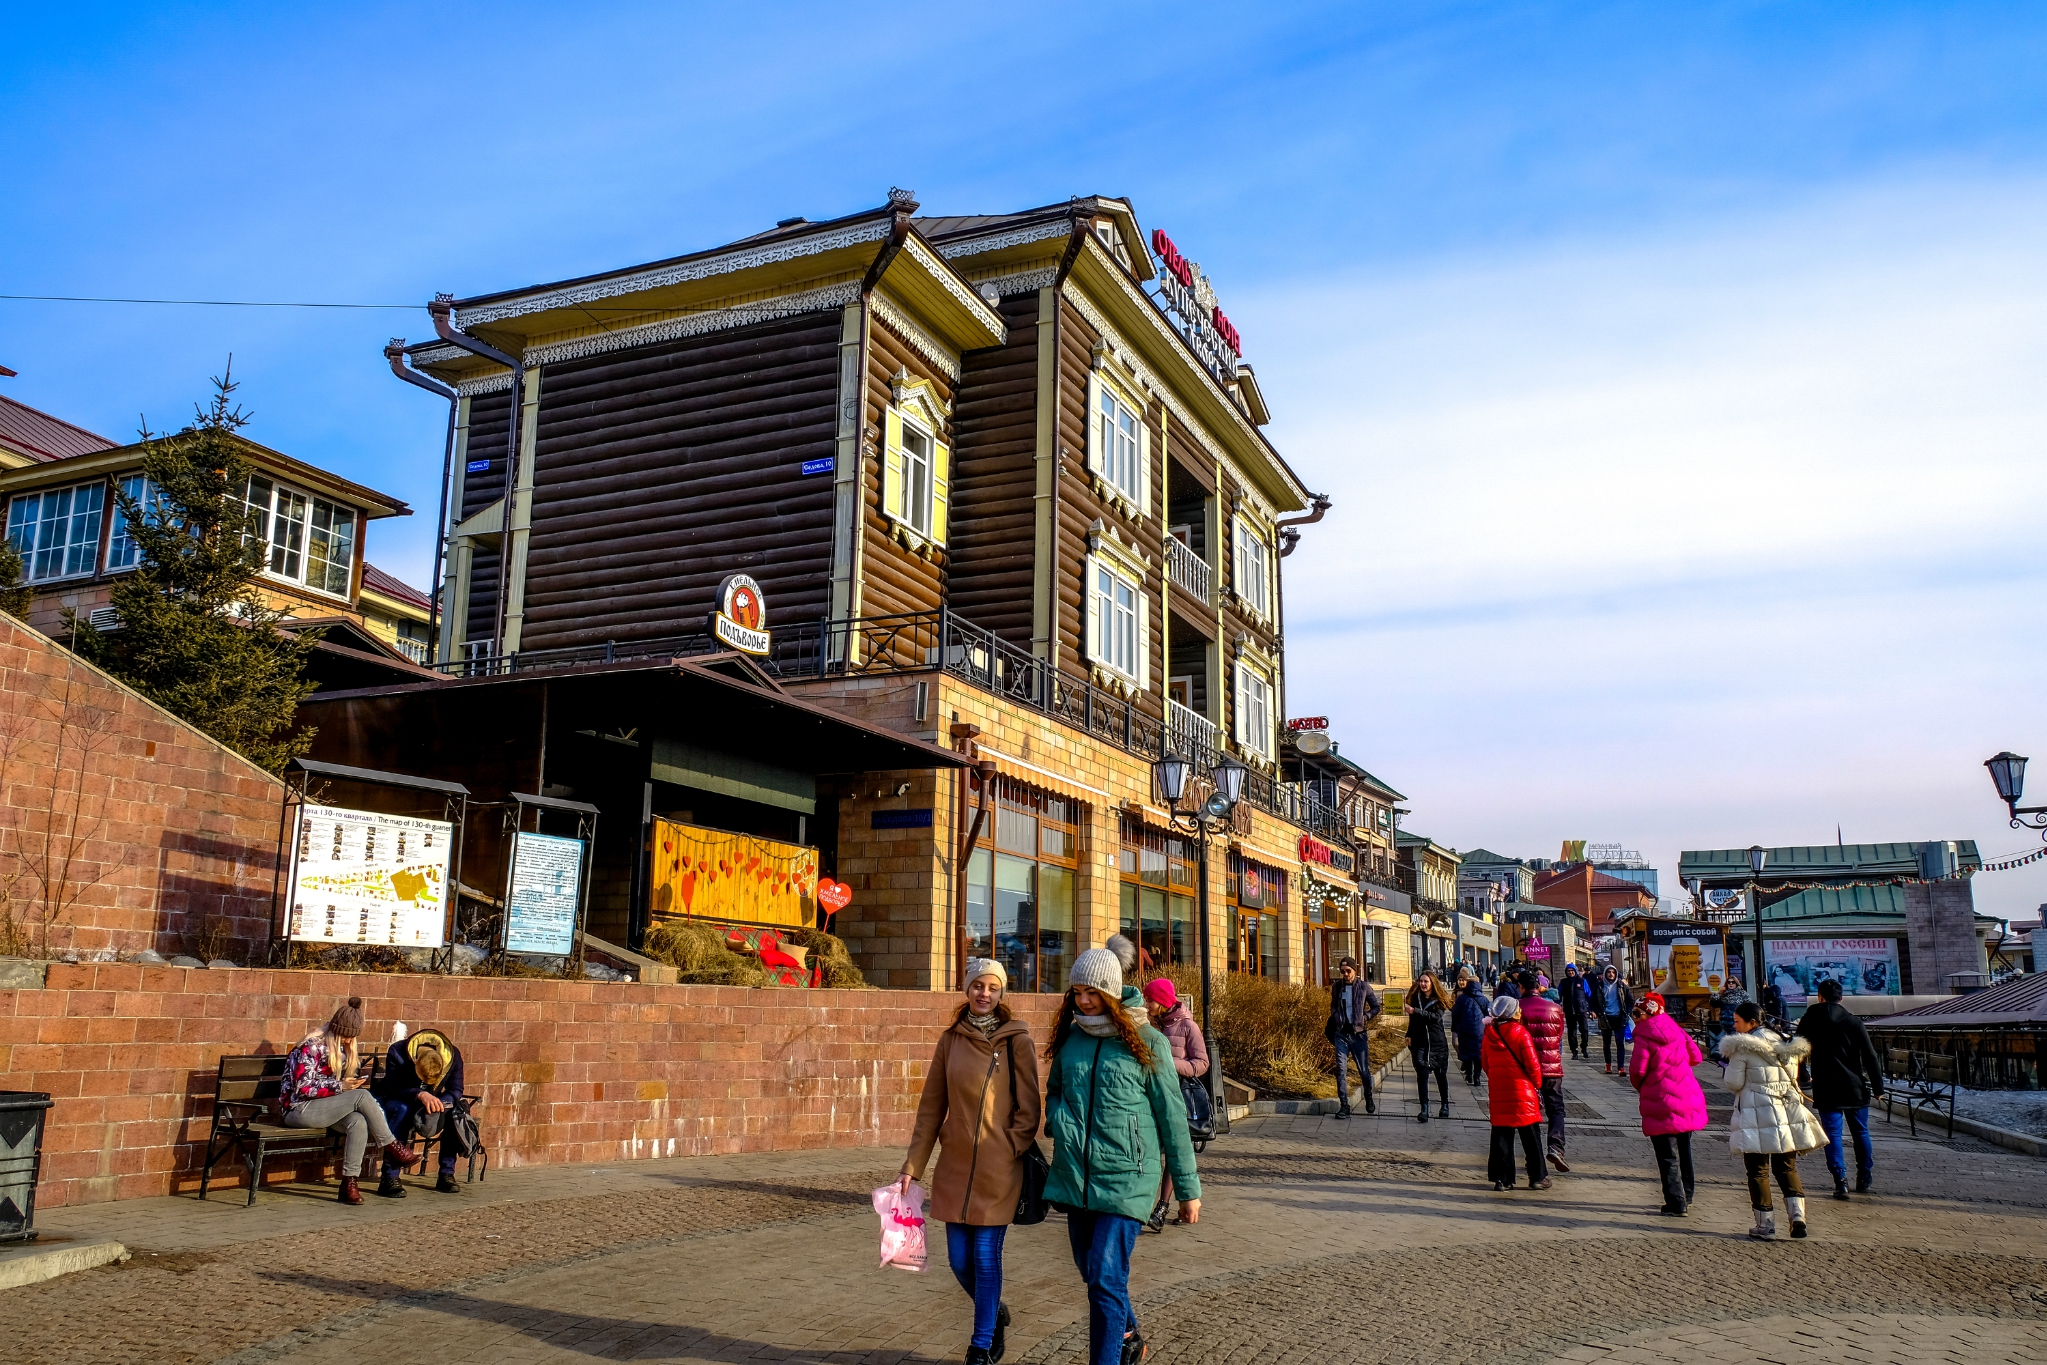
[279, 997, 416, 1204]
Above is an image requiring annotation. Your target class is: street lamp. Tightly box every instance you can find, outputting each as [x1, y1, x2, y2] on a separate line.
[1747, 844, 1767, 1015]
[1152, 749, 1245, 1123]
[1984, 752, 2047, 835]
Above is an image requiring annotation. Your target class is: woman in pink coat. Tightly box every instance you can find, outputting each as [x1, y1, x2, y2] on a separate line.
[1628, 992, 1708, 1215]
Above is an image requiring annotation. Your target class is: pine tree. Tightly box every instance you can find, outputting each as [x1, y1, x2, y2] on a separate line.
[0, 538, 28, 618]
[69, 368, 323, 771]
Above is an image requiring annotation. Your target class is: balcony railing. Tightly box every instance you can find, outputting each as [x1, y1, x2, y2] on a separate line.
[1167, 538, 1212, 604]
[393, 636, 429, 665]
[437, 606, 1348, 840]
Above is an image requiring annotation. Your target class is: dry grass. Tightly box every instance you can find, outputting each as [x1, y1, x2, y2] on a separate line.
[1144, 966, 1408, 1099]
[782, 925, 870, 989]
[641, 920, 770, 987]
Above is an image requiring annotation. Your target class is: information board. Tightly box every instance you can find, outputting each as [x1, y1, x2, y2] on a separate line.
[287, 803, 452, 947]
[505, 831, 585, 955]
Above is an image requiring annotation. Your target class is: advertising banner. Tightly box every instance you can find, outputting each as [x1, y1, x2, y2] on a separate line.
[287, 803, 452, 947]
[505, 831, 585, 955]
[649, 819, 819, 930]
[1765, 937, 1900, 1003]
[1645, 922, 1728, 993]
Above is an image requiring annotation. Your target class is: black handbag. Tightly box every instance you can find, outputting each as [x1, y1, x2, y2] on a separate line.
[1181, 1073, 1216, 1147]
[1007, 1038, 1050, 1225]
[445, 1097, 480, 1158]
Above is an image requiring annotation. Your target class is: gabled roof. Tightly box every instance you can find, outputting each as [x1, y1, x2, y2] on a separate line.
[0, 432, 410, 520]
[1679, 841, 1982, 884]
[1460, 848, 1525, 868]
[0, 394, 119, 467]
[361, 563, 431, 612]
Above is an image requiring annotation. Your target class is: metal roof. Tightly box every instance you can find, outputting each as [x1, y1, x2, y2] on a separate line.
[1460, 848, 1525, 868]
[361, 563, 431, 612]
[0, 394, 119, 464]
[1746, 883, 1999, 925]
[1678, 841, 1982, 884]
[1869, 973, 2047, 1029]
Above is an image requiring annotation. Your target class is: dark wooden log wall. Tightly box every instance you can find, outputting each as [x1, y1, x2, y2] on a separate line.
[946, 292, 1040, 645]
[1053, 297, 1165, 723]
[857, 314, 954, 620]
[460, 388, 515, 649]
[515, 312, 841, 653]
[1214, 459, 1284, 745]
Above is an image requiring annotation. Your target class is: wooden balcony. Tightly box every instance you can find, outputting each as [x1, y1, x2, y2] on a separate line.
[1167, 538, 1212, 604]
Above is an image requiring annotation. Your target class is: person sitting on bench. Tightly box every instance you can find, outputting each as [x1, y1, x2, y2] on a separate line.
[279, 997, 417, 1205]
[373, 1026, 467, 1197]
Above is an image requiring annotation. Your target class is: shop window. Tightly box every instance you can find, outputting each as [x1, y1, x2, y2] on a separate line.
[1118, 817, 1197, 972]
[1360, 925, 1388, 985]
[1225, 853, 1285, 978]
[6, 481, 106, 582]
[240, 474, 356, 597]
[965, 777, 1080, 992]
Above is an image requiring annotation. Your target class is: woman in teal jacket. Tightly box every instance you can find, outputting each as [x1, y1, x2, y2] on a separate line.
[1044, 947, 1201, 1365]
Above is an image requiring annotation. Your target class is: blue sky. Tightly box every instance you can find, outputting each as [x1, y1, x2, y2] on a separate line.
[7, 3, 2046, 923]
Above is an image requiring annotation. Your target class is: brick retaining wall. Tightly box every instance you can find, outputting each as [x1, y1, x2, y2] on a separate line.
[0, 961, 1062, 1210]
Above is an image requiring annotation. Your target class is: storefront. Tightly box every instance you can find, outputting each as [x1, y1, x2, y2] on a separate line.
[1299, 835, 1358, 986]
[1118, 816, 1198, 974]
[1455, 912, 1499, 976]
[1227, 850, 1288, 977]
[963, 776, 1082, 993]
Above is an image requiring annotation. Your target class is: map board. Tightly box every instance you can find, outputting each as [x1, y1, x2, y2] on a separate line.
[505, 831, 586, 955]
[287, 803, 452, 947]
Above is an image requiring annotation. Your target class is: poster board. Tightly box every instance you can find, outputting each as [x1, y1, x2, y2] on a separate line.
[287, 803, 452, 947]
[1645, 921, 1727, 994]
[649, 819, 819, 930]
[505, 831, 585, 955]
[1765, 937, 1900, 1003]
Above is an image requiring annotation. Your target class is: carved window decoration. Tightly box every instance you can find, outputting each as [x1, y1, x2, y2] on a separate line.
[881, 386, 951, 552]
[1084, 553, 1147, 689]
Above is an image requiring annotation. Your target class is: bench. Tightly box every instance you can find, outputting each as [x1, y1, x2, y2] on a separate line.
[401, 1095, 490, 1185]
[199, 1054, 377, 1204]
[1882, 1048, 1956, 1139]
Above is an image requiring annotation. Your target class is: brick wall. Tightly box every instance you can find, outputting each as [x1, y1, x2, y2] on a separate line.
[0, 960, 1062, 1210]
[0, 614, 285, 961]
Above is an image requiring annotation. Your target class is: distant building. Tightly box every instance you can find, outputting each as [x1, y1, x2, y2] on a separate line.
[359, 563, 436, 665]
[1459, 848, 1535, 902]
[1530, 862, 1656, 936]
[1397, 831, 1461, 977]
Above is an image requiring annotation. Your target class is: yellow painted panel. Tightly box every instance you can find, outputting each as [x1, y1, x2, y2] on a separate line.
[649, 819, 818, 930]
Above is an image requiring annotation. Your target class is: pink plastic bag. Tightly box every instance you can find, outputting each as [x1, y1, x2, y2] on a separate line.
[872, 1180, 928, 1272]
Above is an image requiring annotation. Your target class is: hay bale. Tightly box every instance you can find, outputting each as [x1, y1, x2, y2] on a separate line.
[642, 920, 770, 987]
[783, 925, 870, 989]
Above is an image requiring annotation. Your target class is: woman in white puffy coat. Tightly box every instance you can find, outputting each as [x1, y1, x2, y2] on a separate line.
[1718, 1000, 1825, 1240]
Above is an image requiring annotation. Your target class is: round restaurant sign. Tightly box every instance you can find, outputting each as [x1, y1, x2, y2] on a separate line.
[712, 574, 771, 654]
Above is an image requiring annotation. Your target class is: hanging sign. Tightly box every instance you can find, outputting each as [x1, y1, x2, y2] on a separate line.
[1764, 937, 1900, 1002]
[504, 830, 585, 955]
[711, 573, 770, 655]
[286, 803, 452, 947]
[1286, 717, 1329, 732]
[1149, 229, 1242, 385]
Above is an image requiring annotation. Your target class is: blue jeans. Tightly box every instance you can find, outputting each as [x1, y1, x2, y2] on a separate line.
[1066, 1209, 1142, 1365]
[1332, 1031, 1373, 1110]
[1820, 1106, 1873, 1182]
[945, 1223, 1007, 1350]
[378, 1097, 458, 1178]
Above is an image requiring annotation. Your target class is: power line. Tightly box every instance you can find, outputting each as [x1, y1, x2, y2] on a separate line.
[0, 294, 421, 309]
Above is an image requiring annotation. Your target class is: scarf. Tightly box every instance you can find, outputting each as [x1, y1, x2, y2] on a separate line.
[1075, 1012, 1119, 1037]
[963, 1009, 1002, 1039]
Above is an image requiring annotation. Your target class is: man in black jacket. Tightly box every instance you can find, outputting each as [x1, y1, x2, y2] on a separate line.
[1592, 965, 1633, 1073]
[1559, 963, 1593, 1059]
[373, 1027, 468, 1196]
[1794, 978, 1885, 1198]
[1326, 958, 1383, 1117]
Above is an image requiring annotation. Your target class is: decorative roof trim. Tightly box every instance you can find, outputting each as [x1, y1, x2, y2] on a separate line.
[967, 265, 1059, 297]
[453, 219, 894, 328]
[1061, 284, 1224, 470]
[934, 219, 1073, 259]
[870, 291, 961, 381]
[443, 281, 864, 392]
[902, 235, 1005, 337]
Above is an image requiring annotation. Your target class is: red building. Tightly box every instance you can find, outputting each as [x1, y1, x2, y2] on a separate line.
[1531, 862, 1655, 935]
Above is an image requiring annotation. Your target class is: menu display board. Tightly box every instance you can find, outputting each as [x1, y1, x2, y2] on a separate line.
[505, 831, 585, 955]
[1646, 922, 1728, 993]
[287, 803, 452, 947]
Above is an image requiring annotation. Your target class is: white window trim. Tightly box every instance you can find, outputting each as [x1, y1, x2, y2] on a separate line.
[105, 473, 164, 573]
[1232, 516, 1272, 621]
[1233, 656, 1276, 760]
[1086, 362, 1151, 519]
[1083, 552, 1148, 689]
[241, 474, 358, 602]
[880, 387, 951, 551]
[6, 480, 109, 584]
[898, 409, 936, 537]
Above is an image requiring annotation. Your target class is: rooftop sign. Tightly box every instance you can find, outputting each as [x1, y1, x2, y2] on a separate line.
[1149, 229, 1242, 385]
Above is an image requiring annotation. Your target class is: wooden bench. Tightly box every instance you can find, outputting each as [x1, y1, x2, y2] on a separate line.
[199, 1054, 377, 1204]
[1882, 1047, 1957, 1139]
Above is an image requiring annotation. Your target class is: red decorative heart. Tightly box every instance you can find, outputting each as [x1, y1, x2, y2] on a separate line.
[680, 871, 697, 910]
[817, 879, 852, 912]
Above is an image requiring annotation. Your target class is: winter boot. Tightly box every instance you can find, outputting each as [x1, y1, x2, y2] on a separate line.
[1787, 1197, 1807, 1238]
[1121, 1329, 1148, 1364]
[991, 1303, 1010, 1364]
[374, 1173, 406, 1199]
[1438, 1102, 1451, 1118]
[1748, 1208, 1775, 1240]
[382, 1139, 419, 1169]
[964, 1348, 993, 1365]
[337, 1177, 363, 1206]
[1146, 1195, 1170, 1232]
[435, 1172, 461, 1193]
[1855, 1172, 1873, 1193]
[1832, 1176, 1849, 1201]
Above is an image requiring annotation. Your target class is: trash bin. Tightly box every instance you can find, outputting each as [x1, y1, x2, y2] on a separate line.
[0, 1091, 54, 1243]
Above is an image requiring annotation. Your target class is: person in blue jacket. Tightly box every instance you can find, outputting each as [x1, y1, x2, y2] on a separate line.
[371, 1026, 467, 1196]
[1452, 977, 1490, 1086]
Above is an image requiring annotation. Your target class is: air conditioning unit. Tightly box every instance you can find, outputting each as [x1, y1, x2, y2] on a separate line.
[87, 606, 123, 632]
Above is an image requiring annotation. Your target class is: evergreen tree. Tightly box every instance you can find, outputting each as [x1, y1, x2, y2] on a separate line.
[0, 538, 28, 619]
[69, 369, 323, 771]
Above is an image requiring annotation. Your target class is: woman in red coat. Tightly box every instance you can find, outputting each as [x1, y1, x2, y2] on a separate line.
[1480, 995, 1549, 1192]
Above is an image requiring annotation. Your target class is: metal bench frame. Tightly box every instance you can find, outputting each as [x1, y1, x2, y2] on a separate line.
[1883, 1047, 1957, 1139]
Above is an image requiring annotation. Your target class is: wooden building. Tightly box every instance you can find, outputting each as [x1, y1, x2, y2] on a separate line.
[378, 191, 1346, 990]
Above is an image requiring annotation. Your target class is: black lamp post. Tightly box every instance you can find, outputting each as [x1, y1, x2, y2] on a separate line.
[1153, 750, 1245, 1120]
[1747, 844, 1767, 1009]
[1984, 752, 2047, 836]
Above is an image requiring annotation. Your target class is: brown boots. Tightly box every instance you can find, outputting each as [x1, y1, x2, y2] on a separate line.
[337, 1177, 362, 1205]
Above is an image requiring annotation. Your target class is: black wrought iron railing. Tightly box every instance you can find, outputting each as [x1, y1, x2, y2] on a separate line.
[440, 607, 1349, 841]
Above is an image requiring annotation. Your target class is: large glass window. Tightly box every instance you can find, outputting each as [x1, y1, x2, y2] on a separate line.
[6, 482, 106, 582]
[1225, 853, 1285, 978]
[965, 777, 1081, 992]
[1096, 383, 1142, 503]
[1091, 560, 1139, 680]
[105, 474, 166, 571]
[240, 474, 355, 597]
[1118, 818, 1197, 972]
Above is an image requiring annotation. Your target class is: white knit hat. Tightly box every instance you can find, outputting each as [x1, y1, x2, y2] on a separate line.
[965, 958, 1007, 991]
[1068, 946, 1124, 994]
[1105, 933, 1139, 975]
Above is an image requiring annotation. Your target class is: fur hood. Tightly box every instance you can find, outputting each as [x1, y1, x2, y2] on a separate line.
[1718, 1028, 1810, 1068]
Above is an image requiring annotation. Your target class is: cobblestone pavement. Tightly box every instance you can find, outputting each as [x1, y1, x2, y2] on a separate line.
[2, 1053, 2042, 1364]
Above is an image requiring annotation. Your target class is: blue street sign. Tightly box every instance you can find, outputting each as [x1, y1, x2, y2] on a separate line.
[800, 457, 834, 476]
[466, 459, 491, 473]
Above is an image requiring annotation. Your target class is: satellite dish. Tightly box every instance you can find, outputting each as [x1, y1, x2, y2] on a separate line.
[1293, 730, 1331, 755]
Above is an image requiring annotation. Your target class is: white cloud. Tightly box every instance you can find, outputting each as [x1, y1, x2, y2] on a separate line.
[1252, 175, 2047, 922]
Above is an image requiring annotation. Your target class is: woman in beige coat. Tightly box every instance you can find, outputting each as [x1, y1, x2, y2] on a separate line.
[1719, 1000, 1825, 1240]
[900, 959, 1042, 1365]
